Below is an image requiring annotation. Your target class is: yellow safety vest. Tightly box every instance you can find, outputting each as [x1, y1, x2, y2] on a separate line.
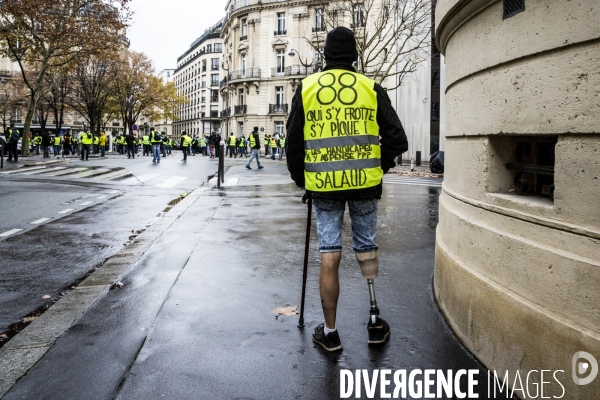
[182, 135, 192, 147]
[142, 135, 150, 145]
[249, 134, 256, 148]
[229, 136, 236, 146]
[34, 136, 42, 144]
[54, 136, 61, 145]
[81, 133, 94, 145]
[301, 69, 382, 192]
[270, 138, 278, 148]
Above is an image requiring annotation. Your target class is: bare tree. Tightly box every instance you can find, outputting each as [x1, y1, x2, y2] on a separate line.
[313, 0, 431, 89]
[0, 0, 131, 153]
[110, 51, 186, 135]
[44, 69, 71, 135]
[70, 56, 116, 136]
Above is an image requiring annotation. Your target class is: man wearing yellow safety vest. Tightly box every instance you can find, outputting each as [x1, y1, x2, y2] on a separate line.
[53, 134, 62, 158]
[286, 27, 408, 352]
[245, 127, 264, 169]
[228, 133, 237, 158]
[149, 127, 162, 163]
[180, 130, 192, 162]
[80, 131, 94, 161]
[279, 135, 286, 160]
[141, 132, 150, 156]
[33, 134, 42, 155]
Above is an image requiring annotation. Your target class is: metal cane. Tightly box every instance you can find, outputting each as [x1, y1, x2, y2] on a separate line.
[298, 197, 312, 329]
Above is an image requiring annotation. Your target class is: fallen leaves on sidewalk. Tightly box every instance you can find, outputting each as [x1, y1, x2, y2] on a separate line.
[272, 306, 299, 316]
[23, 316, 36, 323]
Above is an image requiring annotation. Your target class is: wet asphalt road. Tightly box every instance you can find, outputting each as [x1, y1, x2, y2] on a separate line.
[2, 164, 508, 399]
[0, 152, 216, 339]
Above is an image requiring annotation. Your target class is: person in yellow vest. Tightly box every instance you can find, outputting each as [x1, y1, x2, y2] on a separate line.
[279, 134, 286, 160]
[286, 27, 408, 352]
[92, 134, 99, 154]
[5, 122, 20, 161]
[227, 133, 237, 158]
[33, 134, 42, 155]
[141, 132, 150, 156]
[53, 134, 62, 158]
[264, 135, 270, 156]
[199, 136, 207, 156]
[80, 130, 94, 161]
[245, 126, 264, 170]
[149, 127, 162, 163]
[99, 132, 107, 157]
[270, 134, 278, 160]
[180, 130, 192, 162]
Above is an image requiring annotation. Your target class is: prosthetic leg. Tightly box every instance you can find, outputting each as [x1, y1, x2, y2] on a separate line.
[356, 251, 380, 323]
[356, 251, 390, 343]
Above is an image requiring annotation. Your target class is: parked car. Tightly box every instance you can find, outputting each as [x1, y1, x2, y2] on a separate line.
[0, 135, 22, 154]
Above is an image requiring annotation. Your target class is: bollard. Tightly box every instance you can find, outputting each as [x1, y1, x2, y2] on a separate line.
[416, 151, 421, 166]
[0, 142, 3, 169]
[217, 140, 225, 188]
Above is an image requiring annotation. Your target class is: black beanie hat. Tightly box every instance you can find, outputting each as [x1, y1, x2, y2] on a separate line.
[324, 27, 358, 63]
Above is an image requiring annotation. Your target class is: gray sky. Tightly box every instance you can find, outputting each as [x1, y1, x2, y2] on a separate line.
[127, 0, 227, 73]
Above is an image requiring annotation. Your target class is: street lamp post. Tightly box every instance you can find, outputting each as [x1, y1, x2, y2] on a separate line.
[288, 49, 323, 75]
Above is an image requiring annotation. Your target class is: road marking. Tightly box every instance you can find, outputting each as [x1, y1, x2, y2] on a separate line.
[80, 201, 93, 206]
[96, 195, 107, 199]
[155, 176, 187, 188]
[21, 166, 68, 175]
[46, 167, 87, 176]
[0, 166, 47, 174]
[0, 229, 23, 237]
[57, 209, 74, 214]
[30, 218, 52, 225]
[137, 173, 159, 182]
[118, 176, 141, 185]
[108, 190, 119, 194]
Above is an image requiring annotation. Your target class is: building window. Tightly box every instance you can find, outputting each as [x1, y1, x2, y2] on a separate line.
[201, 75, 206, 87]
[314, 8, 325, 32]
[210, 105, 218, 118]
[204, 122, 211, 134]
[353, 4, 365, 28]
[276, 49, 285, 75]
[211, 90, 218, 102]
[275, 86, 284, 105]
[201, 90, 206, 103]
[211, 58, 219, 70]
[206, 44, 212, 53]
[202, 60, 206, 72]
[239, 89, 244, 106]
[275, 13, 286, 35]
[211, 74, 219, 86]
[503, 0, 525, 19]
[238, 121, 244, 137]
[275, 121, 284, 137]
[214, 43, 222, 52]
[241, 54, 246, 75]
[241, 19, 248, 40]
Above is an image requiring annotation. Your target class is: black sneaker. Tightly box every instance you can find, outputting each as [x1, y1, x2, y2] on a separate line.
[368, 317, 390, 344]
[258, 166, 264, 169]
[246, 165, 251, 169]
[312, 324, 343, 352]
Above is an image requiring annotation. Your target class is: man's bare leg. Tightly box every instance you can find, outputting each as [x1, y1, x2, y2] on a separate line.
[320, 251, 341, 329]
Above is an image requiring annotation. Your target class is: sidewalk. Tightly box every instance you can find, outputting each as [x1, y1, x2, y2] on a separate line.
[1, 164, 487, 400]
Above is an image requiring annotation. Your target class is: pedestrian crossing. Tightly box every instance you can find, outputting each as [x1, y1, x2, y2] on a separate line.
[0, 190, 124, 239]
[1, 166, 189, 189]
[383, 174, 443, 188]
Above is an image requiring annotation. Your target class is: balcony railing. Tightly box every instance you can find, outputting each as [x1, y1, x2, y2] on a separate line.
[228, 68, 261, 80]
[269, 104, 288, 114]
[210, 111, 219, 118]
[219, 78, 228, 89]
[287, 65, 311, 76]
[271, 67, 286, 77]
[220, 108, 231, 118]
[211, 81, 219, 87]
[312, 26, 326, 32]
[234, 105, 247, 115]
[274, 29, 287, 36]
[240, 35, 247, 41]
[211, 96, 219, 103]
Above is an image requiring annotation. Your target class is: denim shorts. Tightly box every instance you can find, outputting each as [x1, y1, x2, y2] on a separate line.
[313, 198, 378, 253]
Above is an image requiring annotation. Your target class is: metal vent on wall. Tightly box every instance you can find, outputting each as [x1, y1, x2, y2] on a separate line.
[503, 0, 525, 19]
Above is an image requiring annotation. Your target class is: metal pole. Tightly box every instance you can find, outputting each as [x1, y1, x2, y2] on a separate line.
[298, 197, 312, 329]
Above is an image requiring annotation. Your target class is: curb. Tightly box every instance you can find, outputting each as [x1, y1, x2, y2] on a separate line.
[0, 186, 208, 397]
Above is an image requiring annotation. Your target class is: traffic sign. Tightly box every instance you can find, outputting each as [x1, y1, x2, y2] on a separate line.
[132, 124, 138, 131]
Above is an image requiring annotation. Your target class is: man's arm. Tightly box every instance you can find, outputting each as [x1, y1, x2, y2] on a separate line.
[286, 83, 306, 187]
[374, 83, 408, 173]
